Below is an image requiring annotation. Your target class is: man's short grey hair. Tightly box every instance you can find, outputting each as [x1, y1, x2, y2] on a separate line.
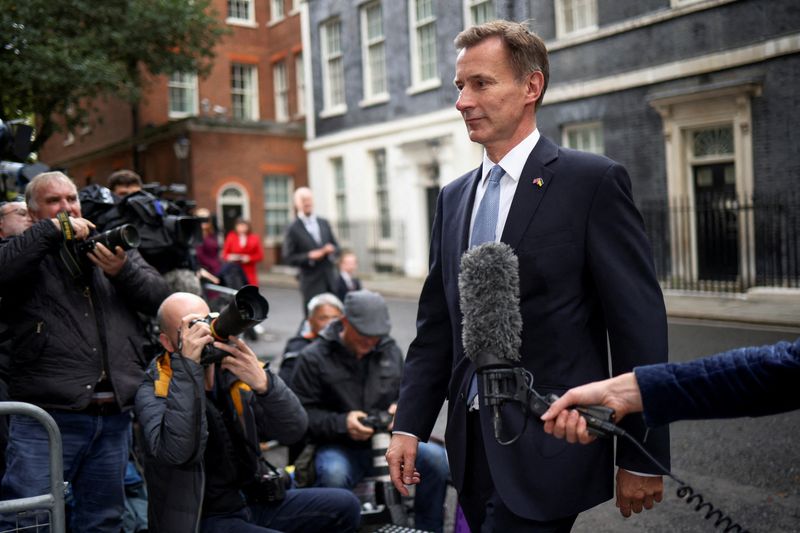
[307, 292, 344, 315]
[25, 171, 76, 212]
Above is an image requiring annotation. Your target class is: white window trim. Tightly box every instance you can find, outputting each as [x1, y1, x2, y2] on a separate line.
[562, 121, 604, 154]
[273, 62, 289, 122]
[289, 0, 301, 16]
[462, 0, 495, 28]
[360, 1, 389, 103]
[168, 72, 199, 119]
[268, 0, 286, 26]
[263, 175, 294, 245]
[407, 0, 441, 92]
[226, 0, 256, 26]
[320, 18, 347, 116]
[232, 64, 260, 121]
[554, 0, 599, 40]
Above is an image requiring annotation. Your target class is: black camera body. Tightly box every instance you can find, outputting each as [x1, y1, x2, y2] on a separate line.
[359, 410, 394, 433]
[188, 285, 269, 366]
[245, 463, 288, 504]
[74, 224, 141, 256]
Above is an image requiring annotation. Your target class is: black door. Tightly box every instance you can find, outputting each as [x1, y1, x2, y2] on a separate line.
[222, 204, 243, 236]
[693, 163, 738, 281]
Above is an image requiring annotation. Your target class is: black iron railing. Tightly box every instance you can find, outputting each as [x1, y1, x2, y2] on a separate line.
[641, 192, 800, 293]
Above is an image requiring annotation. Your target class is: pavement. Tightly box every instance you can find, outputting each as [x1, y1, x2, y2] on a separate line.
[262, 267, 800, 329]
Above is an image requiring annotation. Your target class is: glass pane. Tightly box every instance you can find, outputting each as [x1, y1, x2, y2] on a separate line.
[693, 126, 734, 157]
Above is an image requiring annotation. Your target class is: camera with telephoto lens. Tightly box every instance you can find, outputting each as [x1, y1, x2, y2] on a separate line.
[74, 224, 141, 255]
[188, 285, 269, 366]
[358, 410, 394, 433]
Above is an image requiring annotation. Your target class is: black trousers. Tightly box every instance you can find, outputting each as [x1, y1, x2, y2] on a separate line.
[459, 411, 578, 533]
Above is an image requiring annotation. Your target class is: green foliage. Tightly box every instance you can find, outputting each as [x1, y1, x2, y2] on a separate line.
[0, 0, 228, 151]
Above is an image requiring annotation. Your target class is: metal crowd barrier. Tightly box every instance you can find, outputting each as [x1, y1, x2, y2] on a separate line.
[0, 402, 66, 533]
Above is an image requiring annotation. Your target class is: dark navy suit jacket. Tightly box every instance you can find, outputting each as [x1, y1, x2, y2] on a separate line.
[636, 337, 800, 427]
[394, 136, 670, 521]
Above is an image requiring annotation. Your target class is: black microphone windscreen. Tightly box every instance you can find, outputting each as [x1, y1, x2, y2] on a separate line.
[459, 242, 522, 367]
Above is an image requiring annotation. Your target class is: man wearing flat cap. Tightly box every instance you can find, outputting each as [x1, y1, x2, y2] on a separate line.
[290, 290, 449, 533]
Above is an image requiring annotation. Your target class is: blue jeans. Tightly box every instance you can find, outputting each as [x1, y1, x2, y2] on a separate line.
[0, 411, 131, 533]
[200, 487, 361, 533]
[315, 441, 449, 533]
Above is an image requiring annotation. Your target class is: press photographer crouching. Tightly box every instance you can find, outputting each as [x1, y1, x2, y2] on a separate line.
[0, 171, 171, 533]
[135, 291, 361, 532]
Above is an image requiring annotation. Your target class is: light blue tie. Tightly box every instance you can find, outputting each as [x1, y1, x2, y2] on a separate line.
[467, 164, 504, 409]
[469, 164, 504, 248]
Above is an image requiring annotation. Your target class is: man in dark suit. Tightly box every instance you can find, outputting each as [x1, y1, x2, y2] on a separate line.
[386, 20, 670, 532]
[282, 187, 340, 313]
[334, 250, 362, 303]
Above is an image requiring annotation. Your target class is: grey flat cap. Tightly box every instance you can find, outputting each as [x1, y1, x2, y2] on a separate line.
[344, 290, 391, 337]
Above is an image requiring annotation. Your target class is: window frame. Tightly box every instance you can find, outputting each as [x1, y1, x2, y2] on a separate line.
[554, 0, 598, 40]
[295, 53, 305, 117]
[320, 17, 347, 116]
[226, 0, 256, 27]
[463, 0, 495, 27]
[231, 63, 260, 121]
[263, 174, 294, 244]
[407, 0, 440, 94]
[273, 61, 289, 122]
[562, 121, 604, 155]
[168, 71, 199, 119]
[359, 1, 389, 106]
[270, 0, 285, 24]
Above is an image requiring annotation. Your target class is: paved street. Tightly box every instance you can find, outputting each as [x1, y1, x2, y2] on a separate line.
[253, 285, 799, 533]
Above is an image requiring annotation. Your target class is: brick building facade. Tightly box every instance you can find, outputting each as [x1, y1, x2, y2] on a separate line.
[37, 0, 308, 269]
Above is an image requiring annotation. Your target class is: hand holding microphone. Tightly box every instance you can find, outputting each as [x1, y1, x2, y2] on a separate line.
[541, 372, 644, 444]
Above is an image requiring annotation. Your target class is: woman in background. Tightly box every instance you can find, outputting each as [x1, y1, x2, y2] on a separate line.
[222, 218, 264, 287]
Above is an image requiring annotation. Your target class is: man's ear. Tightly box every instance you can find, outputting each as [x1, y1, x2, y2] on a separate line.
[525, 70, 545, 106]
[159, 332, 174, 353]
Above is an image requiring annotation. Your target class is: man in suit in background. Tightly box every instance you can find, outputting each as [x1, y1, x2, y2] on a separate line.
[282, 187, 340, 313]
[335, 250, 362, 303]
[387, 20, 670, 532]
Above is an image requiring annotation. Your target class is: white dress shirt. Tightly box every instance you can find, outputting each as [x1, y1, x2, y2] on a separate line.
[468, 128, 541, 241]
[299, 213, 322, 244]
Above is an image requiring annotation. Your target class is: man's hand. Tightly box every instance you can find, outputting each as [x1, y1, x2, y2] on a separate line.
[87, 243, 127, 277]
[386, 433, 421, 496]
[346, 410, 374, 441]
[179, 314, 214, 364]
[51, 216, 94, 240]
[541, 372, 643, 444]
[217, 336, 269, 394]
[616, 469, 663, 517]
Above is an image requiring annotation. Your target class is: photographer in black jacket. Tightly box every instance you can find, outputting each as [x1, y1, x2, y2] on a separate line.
[290, 290, 450, 533]
[136, 292, 361, 532]
[0, 171, 171, 533]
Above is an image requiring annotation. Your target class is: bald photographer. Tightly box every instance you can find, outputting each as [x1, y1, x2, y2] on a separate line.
[135, 291, 360, 532]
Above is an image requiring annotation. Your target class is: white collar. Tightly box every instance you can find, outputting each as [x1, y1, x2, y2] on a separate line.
[480, 128, 540, 184]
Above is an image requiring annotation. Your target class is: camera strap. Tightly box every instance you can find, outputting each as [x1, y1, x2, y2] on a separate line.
[56, 211, 85, 279]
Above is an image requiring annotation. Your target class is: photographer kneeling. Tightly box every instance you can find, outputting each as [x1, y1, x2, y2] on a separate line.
[290, 290, 449, 533]
[135, 292, 360, 532]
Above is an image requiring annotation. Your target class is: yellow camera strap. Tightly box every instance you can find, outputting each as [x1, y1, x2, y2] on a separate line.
[56, 211, 75, 242]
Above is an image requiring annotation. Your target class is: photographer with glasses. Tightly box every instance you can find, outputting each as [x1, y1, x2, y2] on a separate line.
[135, 292, 361, 532]
[0, 171, 171, 533]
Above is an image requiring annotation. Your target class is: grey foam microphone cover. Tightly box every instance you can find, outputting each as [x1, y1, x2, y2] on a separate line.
[459, 241, 522, 366]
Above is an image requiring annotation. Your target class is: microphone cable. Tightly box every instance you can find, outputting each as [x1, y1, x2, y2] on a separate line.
[489, 369, 752, 533]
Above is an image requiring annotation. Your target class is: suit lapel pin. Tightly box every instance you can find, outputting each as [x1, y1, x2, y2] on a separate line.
[533, 177, 544, 188]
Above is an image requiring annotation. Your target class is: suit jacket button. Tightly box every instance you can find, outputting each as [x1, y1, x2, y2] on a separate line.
[458, 392, 465, 400]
